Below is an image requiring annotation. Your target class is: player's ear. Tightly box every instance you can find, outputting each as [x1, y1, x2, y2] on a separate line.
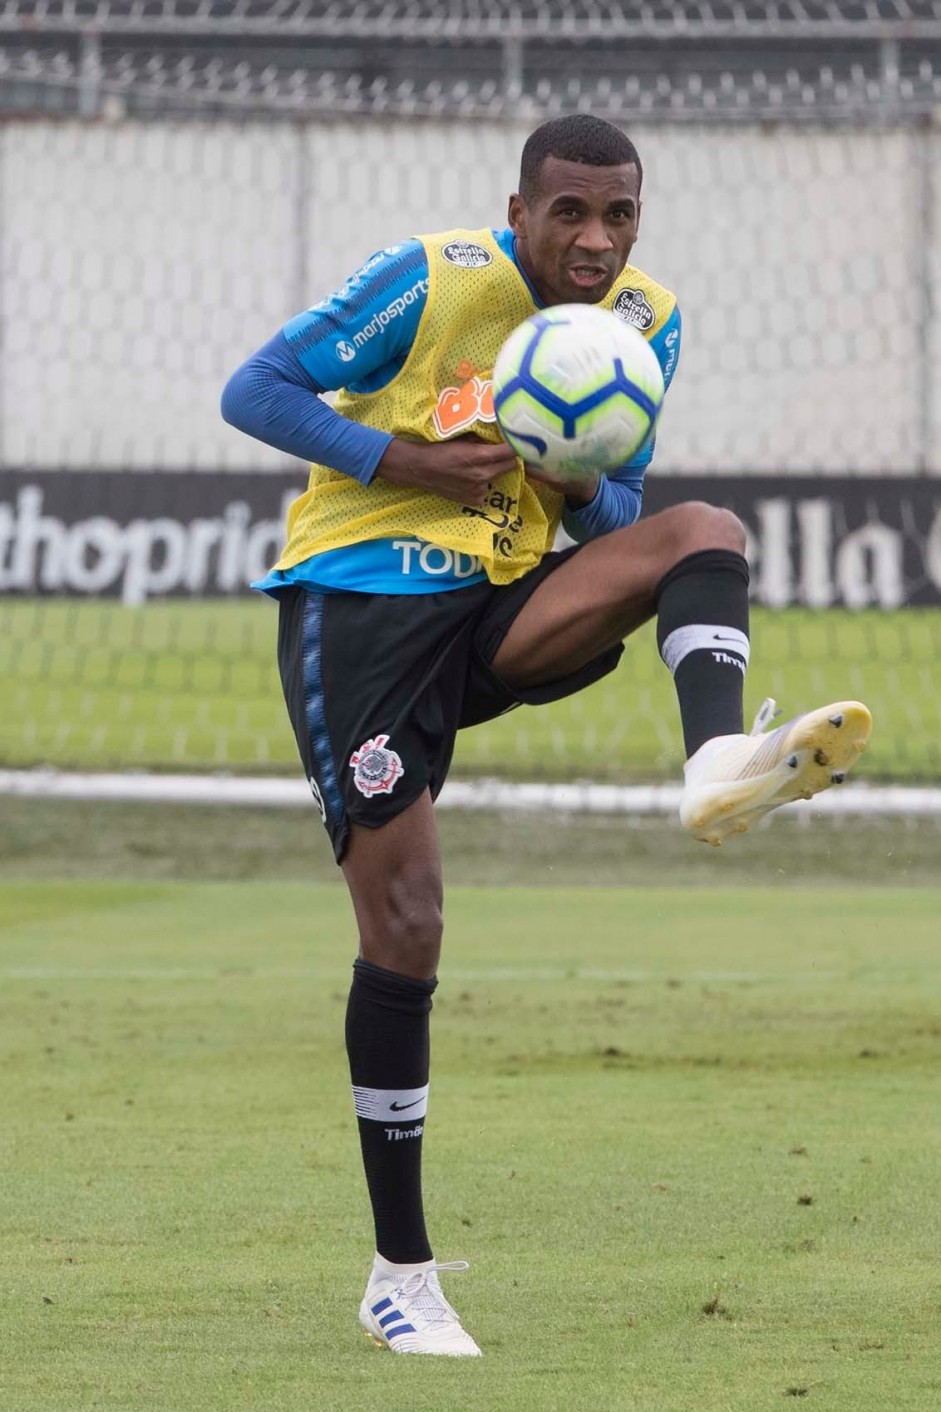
[508, 192, 526, 238]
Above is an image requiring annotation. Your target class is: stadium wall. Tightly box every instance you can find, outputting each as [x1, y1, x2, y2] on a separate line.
[2, 116, 939, 478]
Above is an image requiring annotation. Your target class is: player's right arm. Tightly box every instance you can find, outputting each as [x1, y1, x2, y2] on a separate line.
[559, 303, 682, 542]
[221, 243, 516, 505]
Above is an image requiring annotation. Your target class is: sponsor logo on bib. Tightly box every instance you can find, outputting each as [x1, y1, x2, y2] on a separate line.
[613, 288, 656, 331]
[442, 240, 493, 269]
[433, 376, 496, 437]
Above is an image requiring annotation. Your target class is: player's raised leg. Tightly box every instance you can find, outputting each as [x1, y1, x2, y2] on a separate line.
[340, 792, 481, 1356]
[489, 500, 871, 843]
[677, 696, 871, 844]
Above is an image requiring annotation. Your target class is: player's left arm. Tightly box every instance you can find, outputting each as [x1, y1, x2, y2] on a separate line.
[561, 304, 682, 543]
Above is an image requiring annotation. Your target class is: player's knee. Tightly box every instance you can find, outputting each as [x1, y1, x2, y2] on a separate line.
[664, 501, 746, 558]
[709, 504, 747, 554]
[360, 869, 443, 976]
[389, 880, 443, 958]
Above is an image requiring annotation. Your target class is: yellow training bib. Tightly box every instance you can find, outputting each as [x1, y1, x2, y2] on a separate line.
[274, 228, 677, 586]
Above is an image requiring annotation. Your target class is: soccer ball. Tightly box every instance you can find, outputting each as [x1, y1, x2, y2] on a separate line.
[492, 303, 665, 481]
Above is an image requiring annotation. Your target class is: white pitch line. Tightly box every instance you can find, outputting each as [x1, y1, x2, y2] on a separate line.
[0, 966, 843, 984]
[1, 768, 941, 815]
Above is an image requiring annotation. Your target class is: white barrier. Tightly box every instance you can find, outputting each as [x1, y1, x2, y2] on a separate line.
[3, 769, 941, 817]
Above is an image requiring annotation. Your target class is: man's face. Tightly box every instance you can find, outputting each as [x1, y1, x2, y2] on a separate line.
[508, 155, 642, 307]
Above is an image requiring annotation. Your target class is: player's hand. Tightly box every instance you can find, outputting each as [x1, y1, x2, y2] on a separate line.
[376, 434, 520, 506]
[523, 462, 601, 507]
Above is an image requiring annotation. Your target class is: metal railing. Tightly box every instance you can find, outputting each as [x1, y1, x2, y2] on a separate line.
[3, 1, 941, 41]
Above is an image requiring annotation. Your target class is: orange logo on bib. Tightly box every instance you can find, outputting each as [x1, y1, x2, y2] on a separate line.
[432, 376, 496, 438]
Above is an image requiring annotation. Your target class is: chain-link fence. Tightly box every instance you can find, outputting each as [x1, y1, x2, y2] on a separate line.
[5, 2, 941, 123]
[2, 3, 940, 783]
[3, 116, 939, 474]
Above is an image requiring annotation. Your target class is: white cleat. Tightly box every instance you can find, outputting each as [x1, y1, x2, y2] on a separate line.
[359, 1259, 482, 1357]
[680, 697, 873, 846]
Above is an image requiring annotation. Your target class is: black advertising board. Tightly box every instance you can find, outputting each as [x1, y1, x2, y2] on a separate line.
[1, 470, 939, 607]
[0, 472, 303, 606]
[642, 476, 941, 610]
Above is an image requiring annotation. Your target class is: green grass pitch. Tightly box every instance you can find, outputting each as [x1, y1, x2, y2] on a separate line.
[3, 875, 941, 1411]
[1, 599, 940, 778]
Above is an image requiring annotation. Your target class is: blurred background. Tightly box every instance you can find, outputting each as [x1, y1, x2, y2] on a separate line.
[1, 0, 940, 793]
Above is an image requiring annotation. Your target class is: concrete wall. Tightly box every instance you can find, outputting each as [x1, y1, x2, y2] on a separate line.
[2, 116, 938, 474]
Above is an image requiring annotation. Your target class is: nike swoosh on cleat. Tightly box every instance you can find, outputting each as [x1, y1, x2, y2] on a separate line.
[389, 1099, 423, 1111]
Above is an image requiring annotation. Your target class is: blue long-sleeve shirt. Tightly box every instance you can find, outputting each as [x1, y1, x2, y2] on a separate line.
[222, 229, 681, 593]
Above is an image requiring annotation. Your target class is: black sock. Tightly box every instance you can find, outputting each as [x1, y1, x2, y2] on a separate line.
[345, 957, 437, 1265]
[656, 548, 751, 757]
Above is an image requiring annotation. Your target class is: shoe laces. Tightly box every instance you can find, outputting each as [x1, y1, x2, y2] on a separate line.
[390, 1261, 469, 1332]
[749, 697, 779, 735]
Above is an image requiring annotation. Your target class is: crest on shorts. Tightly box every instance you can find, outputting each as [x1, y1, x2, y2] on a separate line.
[613, 288, 655, 331]
[349, 734, 405, 797]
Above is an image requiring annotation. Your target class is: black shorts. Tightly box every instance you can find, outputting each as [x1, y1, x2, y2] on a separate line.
[276, 545, 623, 861]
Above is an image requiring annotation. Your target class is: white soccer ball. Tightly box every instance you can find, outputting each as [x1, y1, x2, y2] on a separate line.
[492, 303, 665, 482]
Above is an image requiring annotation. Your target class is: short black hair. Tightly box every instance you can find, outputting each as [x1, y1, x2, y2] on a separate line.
[518, 115, 643, 202]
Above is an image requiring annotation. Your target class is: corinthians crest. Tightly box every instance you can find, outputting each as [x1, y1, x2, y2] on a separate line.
[349, 734, 405, 797]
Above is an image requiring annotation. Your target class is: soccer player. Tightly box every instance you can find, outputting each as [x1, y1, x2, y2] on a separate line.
[222, 115, 871, 1356]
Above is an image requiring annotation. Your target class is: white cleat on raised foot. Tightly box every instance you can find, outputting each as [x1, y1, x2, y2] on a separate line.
[680, 697, 873, 846]
[359, 1258, 482, 1356]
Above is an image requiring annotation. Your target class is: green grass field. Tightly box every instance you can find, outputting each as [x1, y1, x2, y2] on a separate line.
[2, 599, 940, 779]
[3, 589, 940, 1408]
[3, 808, 941, 1411]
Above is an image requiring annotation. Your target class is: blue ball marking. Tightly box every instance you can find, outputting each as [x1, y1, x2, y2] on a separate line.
[494, 318, 660, 447]
[518, 315, 566, 382]
[611, 358, 660, 421]
[498, 426, 548, 457]
[492, 377, 525, 416]
[493, 316, 568, 419]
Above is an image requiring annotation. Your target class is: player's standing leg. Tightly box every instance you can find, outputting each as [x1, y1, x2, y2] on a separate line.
[341, 794, 482, 1357]
[274, 586, 484, 1357]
